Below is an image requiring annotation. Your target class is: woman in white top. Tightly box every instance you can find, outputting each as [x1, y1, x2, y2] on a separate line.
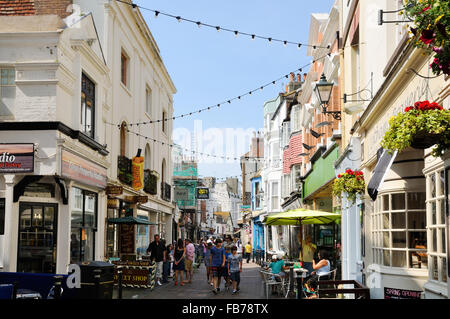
[304, 250, 331, 298]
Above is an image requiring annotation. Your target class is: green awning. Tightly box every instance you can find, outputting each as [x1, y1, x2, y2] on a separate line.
[263, 208, 341, 226]
[107, 216, 156, 225]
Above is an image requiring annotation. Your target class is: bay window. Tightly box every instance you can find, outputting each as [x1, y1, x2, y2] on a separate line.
[372, 191, 427, 269]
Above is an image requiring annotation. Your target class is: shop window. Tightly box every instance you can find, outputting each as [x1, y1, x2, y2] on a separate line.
[81, 73, 95, 138]
[0, 68, 15, 117]
[70, 187, 97, 263]
[426, 169, 447, 284]
[372, 192, 427, 269]
[136, 214, 149, 257]
[0, 198, 4, 235]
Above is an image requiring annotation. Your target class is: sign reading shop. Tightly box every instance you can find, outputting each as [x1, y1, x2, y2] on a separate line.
[0, 144, 34, 173]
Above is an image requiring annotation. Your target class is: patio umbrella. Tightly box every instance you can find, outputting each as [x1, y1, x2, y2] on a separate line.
[107, 216, 156, 225]
[263, 208, 341, 260]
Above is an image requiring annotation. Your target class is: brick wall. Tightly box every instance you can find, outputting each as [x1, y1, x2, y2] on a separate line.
[0, 0, 36, 15]
[0, 0, 73, 17]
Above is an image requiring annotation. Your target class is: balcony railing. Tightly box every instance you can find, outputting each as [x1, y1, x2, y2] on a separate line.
[161, 182, 171, 202]
[144, 169, 158, 195]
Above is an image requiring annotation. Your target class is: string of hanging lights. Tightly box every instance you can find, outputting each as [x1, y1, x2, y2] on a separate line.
[106, 52, 332, 127]
[115, 0, 331, 50]
[121, 126, 281, 164]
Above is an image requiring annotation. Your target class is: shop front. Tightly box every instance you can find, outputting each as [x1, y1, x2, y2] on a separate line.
[302, 144, 341, 266]
[358, 48, 449, 299]
[0, 129, 108, 275]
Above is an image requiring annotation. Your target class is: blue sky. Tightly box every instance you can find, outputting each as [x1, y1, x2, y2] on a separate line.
[135, 0, 335, 179]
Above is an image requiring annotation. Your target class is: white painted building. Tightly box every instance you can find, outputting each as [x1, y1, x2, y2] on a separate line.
[262, 94, 285, 256]
[0, 0, 176, 273]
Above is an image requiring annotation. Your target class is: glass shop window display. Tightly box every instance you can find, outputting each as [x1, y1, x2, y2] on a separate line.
[70, 187, 98, 263]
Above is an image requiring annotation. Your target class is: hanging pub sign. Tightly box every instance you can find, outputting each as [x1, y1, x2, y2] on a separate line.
[0, 144, 34, 173]
[196, 187, 209, 199]
[106, 185, 123, 196]
[132, 150, 144, 191]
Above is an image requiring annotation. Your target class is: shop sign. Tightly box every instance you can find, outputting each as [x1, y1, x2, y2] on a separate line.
[106, 185, 123, 196]
[112, 261, 151, 287]
[132, 155, 144, 191]
[124, 195, 149, 204]
[174, 188, 189, 201]
[107, 198, 120, 209]
[384, 287, 422, 299]
[119, 224, 135, 254]
[61, 150, 107, 188]
[196, 187, 209, 199]
[0, 144, 34, 173]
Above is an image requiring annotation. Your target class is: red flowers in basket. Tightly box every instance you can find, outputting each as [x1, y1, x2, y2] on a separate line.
[404, 100, 444, 112]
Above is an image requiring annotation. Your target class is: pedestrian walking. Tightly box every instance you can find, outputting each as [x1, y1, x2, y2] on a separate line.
[210, 238, 225, 294]
[223, 246, 232, 291]
[162, 242, 172, 283]
[244, 242, 252, 263]
[166, 243, 174, 278]
[204, 241, 213, 285]
[184, 238, 195, 283]
[173, 239, 186, 286]
[146, 234, 166, 286]
[228, 246, 243, 294]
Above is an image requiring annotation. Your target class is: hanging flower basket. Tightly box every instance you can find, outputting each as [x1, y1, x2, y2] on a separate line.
[381, 101, 450, 157]
[403, 0, 450, 76]
[332, 169, 366, 204]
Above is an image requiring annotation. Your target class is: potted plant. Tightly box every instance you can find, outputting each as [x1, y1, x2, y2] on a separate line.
[381, 101, 450, 157]
[403, 0, 449, 76]
[332, 169, 366, 204]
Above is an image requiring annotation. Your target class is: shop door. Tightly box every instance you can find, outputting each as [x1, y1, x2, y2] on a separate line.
[17, 203, 58, 273]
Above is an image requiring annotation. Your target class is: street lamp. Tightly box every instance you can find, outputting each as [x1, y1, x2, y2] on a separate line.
[314, 73, 341, 120]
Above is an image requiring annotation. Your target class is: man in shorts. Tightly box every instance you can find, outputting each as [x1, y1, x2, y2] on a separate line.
[210, 238, 225, 294]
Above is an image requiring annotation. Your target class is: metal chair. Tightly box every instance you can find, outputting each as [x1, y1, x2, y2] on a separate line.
[259, 270, 286, 299]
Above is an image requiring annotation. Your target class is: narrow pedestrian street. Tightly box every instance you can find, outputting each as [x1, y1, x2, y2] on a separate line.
[114, 260, 268, 299]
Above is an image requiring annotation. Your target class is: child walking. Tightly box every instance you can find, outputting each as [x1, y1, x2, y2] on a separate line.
[228, 246, 243, 294]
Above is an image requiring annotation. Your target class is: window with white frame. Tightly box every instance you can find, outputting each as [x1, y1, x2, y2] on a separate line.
[0, 68, 15, 117]
[291, 164, 302, 192]
[426, 169, 447, 284]
[271, 182, 279, 211]
[372, 191, 427, 269]
[291, 104, 301, 132]
[121, 50, 130, 88]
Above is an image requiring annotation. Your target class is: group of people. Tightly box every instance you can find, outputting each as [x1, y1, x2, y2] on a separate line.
[264, 234, 332, 299]
[204, 236, 244, 295]
[146, 234, 248, 295]
[146, 234, 196, 286]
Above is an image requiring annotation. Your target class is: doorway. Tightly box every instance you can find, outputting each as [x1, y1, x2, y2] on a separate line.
[17, 202, 58, 273]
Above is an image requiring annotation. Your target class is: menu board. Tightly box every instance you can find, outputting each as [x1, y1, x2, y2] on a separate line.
[112, 261, 151, 287]
[120, 224, 135, 254]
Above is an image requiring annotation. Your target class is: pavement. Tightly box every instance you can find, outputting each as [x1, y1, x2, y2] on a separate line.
[113, 260, 274, 299]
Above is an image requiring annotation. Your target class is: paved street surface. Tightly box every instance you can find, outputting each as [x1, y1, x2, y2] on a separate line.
[114, 260, 271, 299]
